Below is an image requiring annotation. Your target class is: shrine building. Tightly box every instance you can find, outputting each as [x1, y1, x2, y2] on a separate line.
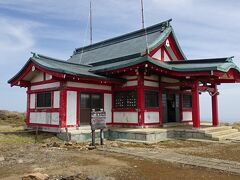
[8, 19, 240, 132]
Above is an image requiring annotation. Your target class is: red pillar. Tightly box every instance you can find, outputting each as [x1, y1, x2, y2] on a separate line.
[59, 82, 67, 128]
[137, 72, 145, 126]
[191, 80, 200, 128]
[212, 84, 219, 126]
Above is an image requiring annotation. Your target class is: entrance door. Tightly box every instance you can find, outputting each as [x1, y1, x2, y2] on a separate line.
[162, 93, 180, 123]
[167, 94, 176, 122]
[79, 93, 103, 126]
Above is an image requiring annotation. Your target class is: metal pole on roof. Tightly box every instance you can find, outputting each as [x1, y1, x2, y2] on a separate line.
[90, 0, 93, 45]
[141, 0, 145, 29]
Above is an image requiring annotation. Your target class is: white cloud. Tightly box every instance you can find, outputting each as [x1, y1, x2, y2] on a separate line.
[0, 17, 35, 53]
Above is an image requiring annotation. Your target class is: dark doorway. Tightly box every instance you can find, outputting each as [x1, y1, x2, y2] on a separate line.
[162, 93, 180, 123]
[79, 93, 103, 126]
[167, 94, 176, 122]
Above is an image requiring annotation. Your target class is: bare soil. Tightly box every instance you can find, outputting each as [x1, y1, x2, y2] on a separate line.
[0, 111, 240, 179]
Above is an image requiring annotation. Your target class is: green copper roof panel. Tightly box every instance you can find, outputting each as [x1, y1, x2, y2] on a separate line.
[67, 20, 176, 65]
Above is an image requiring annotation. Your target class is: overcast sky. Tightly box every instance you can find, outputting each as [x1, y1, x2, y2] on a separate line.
[0, 0, 240, 122]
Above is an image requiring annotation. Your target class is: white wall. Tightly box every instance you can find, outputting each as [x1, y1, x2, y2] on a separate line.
[53, 91, 60, 108]
[30, 94, 35, 109]
[66, 91, 77, 126]
[182, 111, 192, 121]
[144, 112, 160, 123]
[29, 112, 59, 125]
[104, 93, 112, 123]
[31, 82, 60, 90]
[67, 81, 111, 90]
[31, 72, 44, 82]
[113, 112, 138, 123]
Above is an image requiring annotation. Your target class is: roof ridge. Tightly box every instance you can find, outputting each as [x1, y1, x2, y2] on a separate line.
[31, 52, 92, 67]
[74, 19, 172, 54]
[166, 57, 233, 64]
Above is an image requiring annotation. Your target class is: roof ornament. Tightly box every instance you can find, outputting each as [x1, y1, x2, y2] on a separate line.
[31, 52, 40, 59]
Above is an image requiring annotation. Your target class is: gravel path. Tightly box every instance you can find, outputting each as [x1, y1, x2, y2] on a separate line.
[99, 146, 240, 175]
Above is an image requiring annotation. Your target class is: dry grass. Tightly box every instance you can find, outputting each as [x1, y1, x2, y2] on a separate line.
[0, 110, 25, 126]
[232, 122, 240, 130]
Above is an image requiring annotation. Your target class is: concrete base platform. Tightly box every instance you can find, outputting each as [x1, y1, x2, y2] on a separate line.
[57, 124, 222, 143]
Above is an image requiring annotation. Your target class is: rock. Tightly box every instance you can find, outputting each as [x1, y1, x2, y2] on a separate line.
[65, 142, 73, 146]
[18, 159, 23, 164]
[87, 146, 96, 150]
[52, 142, 60, 147]
[22, 172, 49, 180]
[111, 143, 118, 147]
[0, 156, 5, 162]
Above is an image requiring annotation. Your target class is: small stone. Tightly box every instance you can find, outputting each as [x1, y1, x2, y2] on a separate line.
[18, 159, 23, 164]
[52, 142, 60, 147]
[134, 165, 138, 168]
[88, 146, 96, 150]
[0, 156, 5, 162]
[65, 142, 73, 146]
[22, 172, 49, 180]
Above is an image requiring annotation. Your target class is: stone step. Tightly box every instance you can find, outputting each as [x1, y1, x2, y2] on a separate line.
[212, 132, 240, 141]
[205, 129, 238, 137]
[200, 126, 232, 133]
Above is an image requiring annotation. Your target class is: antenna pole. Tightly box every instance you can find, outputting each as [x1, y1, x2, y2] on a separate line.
[141, 0, 145, 29]
[90, 0, 93, 45]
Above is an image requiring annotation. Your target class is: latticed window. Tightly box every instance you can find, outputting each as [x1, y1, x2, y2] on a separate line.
[114, 91, 137, 108]
[36, 92, 52, 108]
[182, 94, 192, 108]
[145, 91, 159, 108]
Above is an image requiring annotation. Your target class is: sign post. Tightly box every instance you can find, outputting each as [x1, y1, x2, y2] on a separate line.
[90, 109, 106, 148]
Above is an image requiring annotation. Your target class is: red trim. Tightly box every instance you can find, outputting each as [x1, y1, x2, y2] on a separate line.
[26, 87, 30, 125]
[143, 122, 161, 126]
[59, 86, 67, 128]
[112, 86, 137, 91]
[76, 92, 80, 127]
[127, 78, 138, 81]
[144, 86, 159, 91]
[168, 33, 185, 60]
[111, 122, 139, 126]
[31, 79, 57, 86]
[181, 120, 193, 123]
[182, 108, 192, 112]
[28, 87, 61, 94]
[28, 123, 59, 128]
[137, 73, 145, 126]
[113, 109, 137, 112]
[145, 108, 160, 112]
[65, 87, 111, 94]
[29, 108, 59, 112]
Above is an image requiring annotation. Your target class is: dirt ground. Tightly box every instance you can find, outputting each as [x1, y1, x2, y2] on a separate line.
[0, 111, 240, 180]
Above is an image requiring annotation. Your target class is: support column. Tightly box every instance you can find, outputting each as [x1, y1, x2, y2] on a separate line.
[191, 80, 200, 128]
[59, 82, 67, 128]
[211, 84, 219, 126]
[137, 72, 145, 126]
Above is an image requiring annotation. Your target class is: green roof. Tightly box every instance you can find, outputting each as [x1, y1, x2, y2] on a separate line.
[67, 19, 186, 65]
[8, 53, 124, 83]
[91, 55, 240, 74]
